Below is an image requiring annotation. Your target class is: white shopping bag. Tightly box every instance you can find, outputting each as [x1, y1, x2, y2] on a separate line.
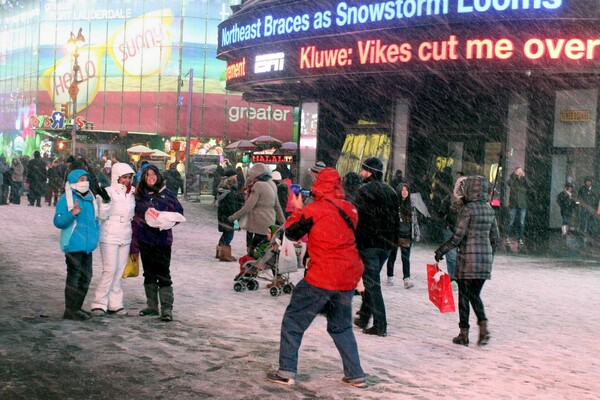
[145, 208, 186, 231]
[278, 236, 301, 273]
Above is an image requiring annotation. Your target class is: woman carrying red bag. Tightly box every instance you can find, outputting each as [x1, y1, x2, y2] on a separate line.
[434, 175, 499, 346]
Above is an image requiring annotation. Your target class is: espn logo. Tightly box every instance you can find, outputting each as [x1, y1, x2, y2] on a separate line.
[254, 52, 285, 73]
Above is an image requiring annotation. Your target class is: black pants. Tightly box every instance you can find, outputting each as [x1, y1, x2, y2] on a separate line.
[456, 279, 487, 328]
[64, 252, 93, 311]
[139, 242, 172, 287]
[386, 245, 411, 279]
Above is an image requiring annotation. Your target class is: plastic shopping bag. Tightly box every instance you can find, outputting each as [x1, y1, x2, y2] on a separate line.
[123, 254, 140, 278]
[145, 208, 186, 230]
[278, 236, 301, 273]
[427, 263, 455, 313]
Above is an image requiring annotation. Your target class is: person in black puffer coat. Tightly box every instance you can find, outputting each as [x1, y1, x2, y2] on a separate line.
[216, 170, 240, 262]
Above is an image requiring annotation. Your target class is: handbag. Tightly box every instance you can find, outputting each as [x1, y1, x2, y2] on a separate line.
[426, 263, 455, 313]
[123, 254, 140, 278]
[398, 238, 411, 248]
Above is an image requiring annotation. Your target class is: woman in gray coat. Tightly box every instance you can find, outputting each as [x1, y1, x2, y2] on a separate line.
[228, 163, 285, 255]
[10, 157, 25, 204]
[434, 175, 499, 347]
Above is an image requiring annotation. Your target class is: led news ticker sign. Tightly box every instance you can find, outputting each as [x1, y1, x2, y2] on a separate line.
[218, 0, 574, 51]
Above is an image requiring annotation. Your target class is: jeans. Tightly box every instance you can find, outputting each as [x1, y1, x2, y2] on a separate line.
[278, 279, 365, 380]
[386, 246, 397, 277]
[456, 279, 486, 328]
[357, 248, 390, 332]
[9, 181, 22, 204]
[219, 230, 234, 246]
[508, 207, 526, 240]
[139, 243, 172, 287]
[442, 227, 456, 280]
[400, 245, 411, 279]
[64, 252, 93, 311]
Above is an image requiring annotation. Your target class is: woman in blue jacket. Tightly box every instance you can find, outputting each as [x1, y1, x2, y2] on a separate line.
[53, 169, 100, 321]
[132, 165, 183, 322]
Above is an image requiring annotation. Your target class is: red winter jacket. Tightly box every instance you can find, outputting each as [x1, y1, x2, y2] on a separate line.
[285, 168, 363, 291]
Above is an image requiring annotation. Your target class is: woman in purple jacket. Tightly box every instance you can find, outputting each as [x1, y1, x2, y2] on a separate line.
[133, 165, 183, 322]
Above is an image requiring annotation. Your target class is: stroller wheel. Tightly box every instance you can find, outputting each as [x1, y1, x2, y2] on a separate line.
[246, 279, 259, 291]
[269, 286, 282, 297]
[282, 283, 294, 294]
[233, 281, 245, 292]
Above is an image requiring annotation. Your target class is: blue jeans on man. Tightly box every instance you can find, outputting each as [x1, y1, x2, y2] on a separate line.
[277, 279, 365, 381]
[356, 248, 391, 333]
[508, 207, 526, 240]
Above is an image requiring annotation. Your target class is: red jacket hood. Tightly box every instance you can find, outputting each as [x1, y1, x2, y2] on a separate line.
[312, 168, 345, 201]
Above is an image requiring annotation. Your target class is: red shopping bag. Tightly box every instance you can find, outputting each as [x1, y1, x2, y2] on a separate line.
[427, 264, 456, 313]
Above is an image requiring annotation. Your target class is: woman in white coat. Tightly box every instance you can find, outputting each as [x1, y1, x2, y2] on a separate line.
[91, 163, 136, 316]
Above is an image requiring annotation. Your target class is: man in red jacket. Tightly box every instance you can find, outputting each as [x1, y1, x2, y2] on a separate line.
[266, 168, 367, 388]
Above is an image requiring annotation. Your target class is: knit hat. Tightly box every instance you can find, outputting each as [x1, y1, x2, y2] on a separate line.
[271, 171, 282, 181]
[310, 161, 326, 174]
[223, 169, 237, 177]
[361, 157, 383, 180]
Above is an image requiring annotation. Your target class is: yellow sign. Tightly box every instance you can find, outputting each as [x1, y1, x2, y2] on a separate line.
[560, 110, 591, 122]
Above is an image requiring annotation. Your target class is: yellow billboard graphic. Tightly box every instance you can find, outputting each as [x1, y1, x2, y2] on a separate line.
[108, 9, 173, 77]
[336, 133, 391, 178]
[39, 47, 103, 114]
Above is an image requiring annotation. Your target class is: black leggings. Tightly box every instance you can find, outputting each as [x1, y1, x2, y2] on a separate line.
[456, 279, 487, 328]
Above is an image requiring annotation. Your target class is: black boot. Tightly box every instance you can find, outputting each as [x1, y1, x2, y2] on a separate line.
[63, 285, 90, 320]
[159, 286, 174, 322]
[139, 284, 159, 316]
[477, 320, 490, 346]
[452, 325, 469, 346]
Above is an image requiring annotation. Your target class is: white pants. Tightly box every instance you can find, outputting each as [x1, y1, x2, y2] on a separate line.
[92, 242, 129, 311]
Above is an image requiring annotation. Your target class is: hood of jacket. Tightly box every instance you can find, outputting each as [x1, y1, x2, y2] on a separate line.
[67, 169, 88, 184]
[312, 168, 345, 201]
[110, 163, 135, 186]
[463, 175, 488, 203]
[247, 163, 270, 181]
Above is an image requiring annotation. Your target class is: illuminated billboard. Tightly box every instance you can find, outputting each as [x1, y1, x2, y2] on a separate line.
[217, 0, 600, 90]
[0, 0, 294, 147]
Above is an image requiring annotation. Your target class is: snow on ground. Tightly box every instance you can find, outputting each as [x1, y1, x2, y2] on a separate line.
[0, 198, 599, 399]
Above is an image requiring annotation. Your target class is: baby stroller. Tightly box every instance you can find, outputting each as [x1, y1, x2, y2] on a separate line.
[233, 227, 301, 296]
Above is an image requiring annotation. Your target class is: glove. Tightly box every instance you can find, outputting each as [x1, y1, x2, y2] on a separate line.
[434, 251, 444, 262]
[97, 186, 111, 203]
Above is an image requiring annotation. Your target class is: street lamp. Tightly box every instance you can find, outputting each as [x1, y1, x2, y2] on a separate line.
[66, 28, 85, 156]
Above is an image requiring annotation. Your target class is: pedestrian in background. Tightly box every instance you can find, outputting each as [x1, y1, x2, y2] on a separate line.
[342, 172, 362, 205]
[506, 167, 530, 245]
[557, 183, 578, 237]
[133, 165, 184, 322]
[0, 155, 9, 205]
[27, 151, 47, 207]
[353, 157, 399, 337]
[577, 176, 597, 243]
[271, 171, 289, 217]
[435, 175, 499, 346]
[386, 183, 420, 288]
[53, 169, 100, 321]
[9, 157, 24, 204]
[90, 163, 136, 317]
[267, 168, 366, 388]
[46, 160, 62, 206]
[216, 170, 240, 262]
[164, 162, 184, 195]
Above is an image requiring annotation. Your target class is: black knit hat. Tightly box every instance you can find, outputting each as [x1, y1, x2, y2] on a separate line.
[361, 157, 383, 180]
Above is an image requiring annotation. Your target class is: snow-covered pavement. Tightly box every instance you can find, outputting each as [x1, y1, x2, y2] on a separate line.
[1, 198, 599, 399]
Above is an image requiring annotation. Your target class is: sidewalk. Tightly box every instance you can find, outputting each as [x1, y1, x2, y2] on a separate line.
[0, 199, 599, 399]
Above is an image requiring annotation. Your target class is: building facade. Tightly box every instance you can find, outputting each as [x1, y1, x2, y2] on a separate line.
[217, 0, 600, 244]
[0, 0, 294, 159]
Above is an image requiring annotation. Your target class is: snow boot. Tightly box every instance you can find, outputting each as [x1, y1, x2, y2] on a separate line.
[219, 245, 237, 262]
[477, 320, 490, 346]
[159, 286, 174, 322]
[215, 244, 222, 259]
[452, 326, 470, 346]
[139, 283, 159, 316]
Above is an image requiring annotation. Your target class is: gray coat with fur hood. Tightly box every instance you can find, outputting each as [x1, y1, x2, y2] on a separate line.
[228, 163, 285, 235]
[435, 176, 499, 280]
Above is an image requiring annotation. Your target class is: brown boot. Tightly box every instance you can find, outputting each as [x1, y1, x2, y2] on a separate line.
[219, 245, 237, 262]
[215, 245, 222, 259]
[477, 320, 490, 346]
[452, 326, 469, 346]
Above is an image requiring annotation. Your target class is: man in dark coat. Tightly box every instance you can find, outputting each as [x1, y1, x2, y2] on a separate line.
[27, 151, 47, 207]
[353, 157, 399, 337]
[164, 163, 184, 195]
[577, 177, 598, 240]
[435, 175, 499, 347]
[212, 165, 225, 204]
[506, 167, 530, 245]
